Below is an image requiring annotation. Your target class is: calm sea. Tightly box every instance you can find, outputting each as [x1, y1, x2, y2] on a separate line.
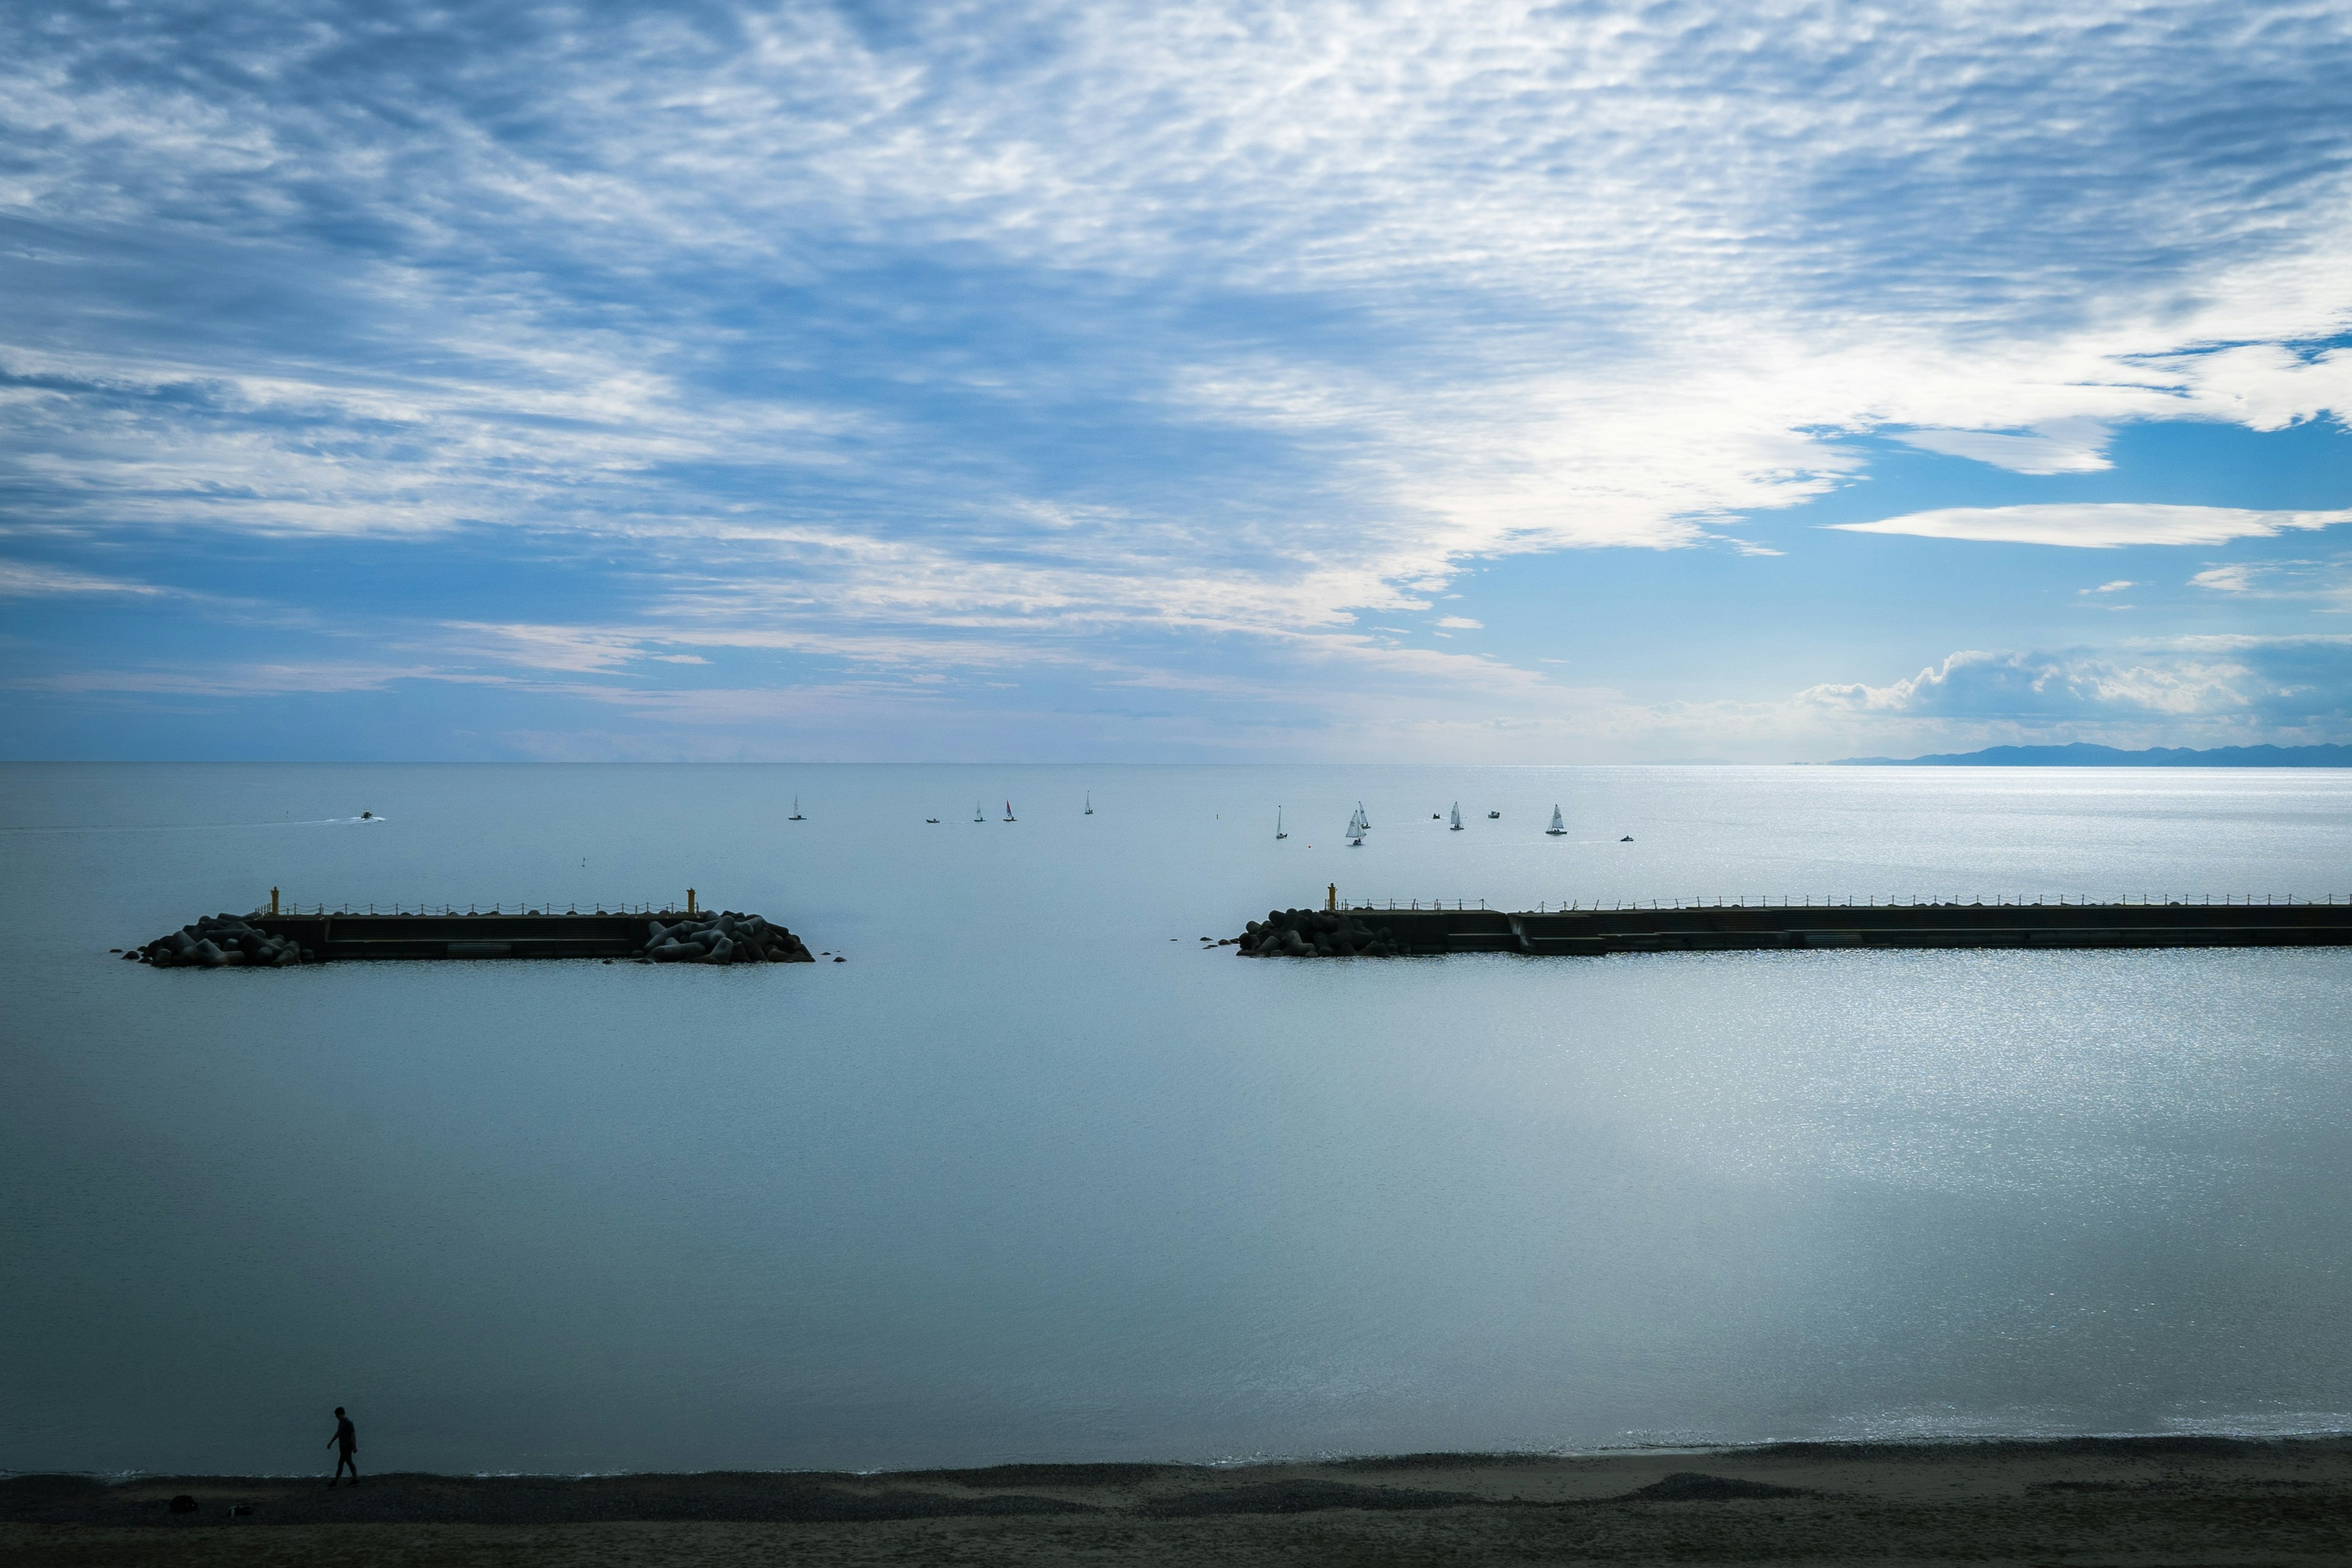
[4, 763, 2350, 1475]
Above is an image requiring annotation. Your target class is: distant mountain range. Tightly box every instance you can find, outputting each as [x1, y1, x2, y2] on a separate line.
[1831, 742, 2352, 767]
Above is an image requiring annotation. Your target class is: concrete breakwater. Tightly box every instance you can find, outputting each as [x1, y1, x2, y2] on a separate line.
[1235, 898, 2352, 957]
[131, 907, 814, 965]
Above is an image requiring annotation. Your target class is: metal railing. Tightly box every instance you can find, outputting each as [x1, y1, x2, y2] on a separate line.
[1342, 893, 2350, 913]
[262, 902, 680, 916]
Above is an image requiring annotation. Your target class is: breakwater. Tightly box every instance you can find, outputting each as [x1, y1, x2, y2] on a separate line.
[130, 906, 815, 965]
[1234, 897, 2352, 956]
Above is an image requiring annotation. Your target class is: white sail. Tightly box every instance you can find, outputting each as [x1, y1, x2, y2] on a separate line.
[974, 801, 984, 822]
[1547, 805, 1566, 835]
[1357, 800, 1371, 829]
[1276, 806, 1287, 839]
[1449, 801, 1463, 831]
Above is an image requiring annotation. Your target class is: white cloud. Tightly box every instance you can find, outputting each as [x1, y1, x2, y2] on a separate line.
[4, 0, 2352, 754]
[2190, 558, 2352, 605]
[18, 663, 438, 698]
[1894, 419, 2114, 475]
[0, 560, 169, 597]
[2082, 581, 2136, 594]
[1436, 616, 1482, 630]
[1789, 639, 2352, 751]
[1801, 649, 2249, 719]
[1830, 505, 2352, 549]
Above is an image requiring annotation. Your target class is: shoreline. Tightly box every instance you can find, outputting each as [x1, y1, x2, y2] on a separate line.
[22, 1425, 2352, 1482]
[9, 1434, 2351, 1564]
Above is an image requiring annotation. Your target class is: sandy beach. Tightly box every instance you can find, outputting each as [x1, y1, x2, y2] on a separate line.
[7, 1435, 2348, 1566]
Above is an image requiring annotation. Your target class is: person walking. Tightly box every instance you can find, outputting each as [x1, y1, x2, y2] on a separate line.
[326, 1406, 359, 1487]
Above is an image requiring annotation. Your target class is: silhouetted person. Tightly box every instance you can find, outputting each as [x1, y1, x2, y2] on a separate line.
[327, 1406, 358, 1487]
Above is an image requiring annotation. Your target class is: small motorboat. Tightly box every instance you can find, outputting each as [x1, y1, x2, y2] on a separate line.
[1546, 805, 1567, 837]
[925, 816, 940, 824]
[1487, 810, 1500, 819]
[1620, 834, 1634, 842]
[360, 811, 372, 820]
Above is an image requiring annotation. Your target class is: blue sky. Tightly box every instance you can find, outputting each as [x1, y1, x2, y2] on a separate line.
[2, 0, 2349, 761]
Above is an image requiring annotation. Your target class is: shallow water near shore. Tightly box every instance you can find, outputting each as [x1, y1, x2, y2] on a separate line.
[4, 763, 2351, 1475]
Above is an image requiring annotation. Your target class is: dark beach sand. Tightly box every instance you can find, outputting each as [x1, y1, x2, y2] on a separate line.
[7, 1436, 2350, 1566]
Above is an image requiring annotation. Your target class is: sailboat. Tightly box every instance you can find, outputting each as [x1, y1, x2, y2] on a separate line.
[1084, 791, 1093, 815]
[1275, 806, 1287, 840]
[974, 801, 985, 823]
[1356, 801, 1371, 829]
[788, 796, 805, 821]
[1449, 802, 1463, 831]
[1546, 805, 1567, 836]
[1347, 805, 1366, 846]
[1003, 800, 1017, 822]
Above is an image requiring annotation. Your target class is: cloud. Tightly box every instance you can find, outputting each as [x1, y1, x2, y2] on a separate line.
[436, 623, 700, 677]
[0, 560, 171, 598]
[2190, 558, 2352, 605]
[16, 663, 439, 698]
[2082, 581, 2136, 595]
[5, 0, 2352, 753]
[1830, 505, 2352, 549]
[1435, 616, 1482, 630]
[1894, 419, 2114, 475]
[1803, 649, 2248, 720]
[2192, 564, 2265, 594]
[1795, 640, 2352, 745]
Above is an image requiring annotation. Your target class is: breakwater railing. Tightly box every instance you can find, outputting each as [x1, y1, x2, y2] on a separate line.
[1345, 893, 2351, 913]
[263, 902, 680, 916]
[1245, 894, 2352, 957]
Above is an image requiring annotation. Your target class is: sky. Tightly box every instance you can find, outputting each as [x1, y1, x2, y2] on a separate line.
[2, 0, 2349, 763]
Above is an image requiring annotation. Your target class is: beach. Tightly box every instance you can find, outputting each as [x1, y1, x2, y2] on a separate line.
[7, 1436, 2349, 1565]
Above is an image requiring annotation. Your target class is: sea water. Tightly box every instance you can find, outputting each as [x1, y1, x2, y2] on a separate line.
[2, 763, 2349, 1475]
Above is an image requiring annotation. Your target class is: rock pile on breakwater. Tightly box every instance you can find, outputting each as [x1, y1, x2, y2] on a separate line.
[1237, 908, 1413, 957]
[639, 911, 814, 963]
[134, 913, 310, 967]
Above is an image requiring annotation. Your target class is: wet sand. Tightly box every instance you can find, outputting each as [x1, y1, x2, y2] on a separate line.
[6, 1436, 2349, 1565]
